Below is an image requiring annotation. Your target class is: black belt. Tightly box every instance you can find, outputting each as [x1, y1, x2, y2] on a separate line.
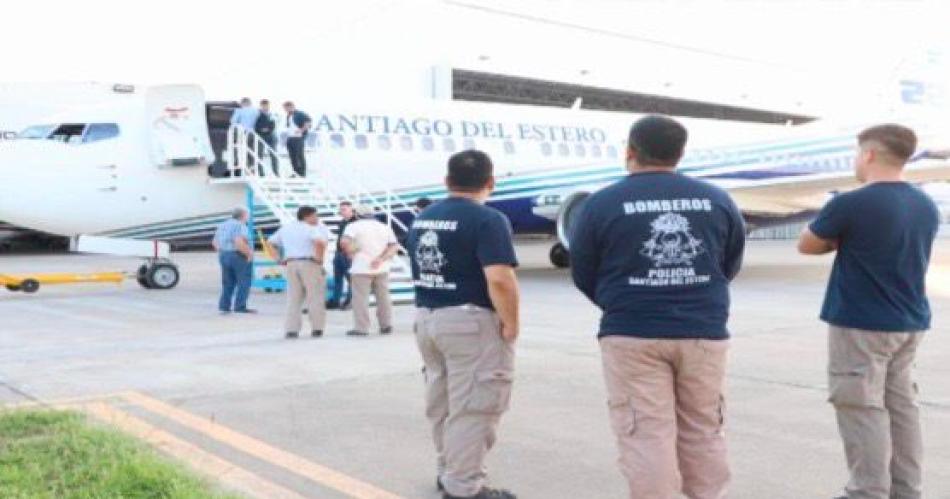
[287, 257, 320, 263]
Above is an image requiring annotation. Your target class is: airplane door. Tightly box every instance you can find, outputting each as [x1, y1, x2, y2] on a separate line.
[145, 85, 214, 168]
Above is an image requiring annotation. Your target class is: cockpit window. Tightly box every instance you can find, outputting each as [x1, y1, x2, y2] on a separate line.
[17, 123, 120, 144]
[84, 123, 120, 143]
[18, 124, 56, 139]
[50, 124, 87, 143]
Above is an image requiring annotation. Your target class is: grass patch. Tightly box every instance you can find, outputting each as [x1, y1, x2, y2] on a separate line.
[0, 409, 240, 499]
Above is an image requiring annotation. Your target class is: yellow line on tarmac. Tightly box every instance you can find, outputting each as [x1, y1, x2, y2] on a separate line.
[79, 401, 307, 499]
[120, 391, 405, 499]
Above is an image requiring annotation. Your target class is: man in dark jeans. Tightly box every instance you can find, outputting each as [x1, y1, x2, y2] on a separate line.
[212, 207, 256, 314]
[798, 124, 939, 499]
[283, 101, 311, 177]
[328, 201, 357, 310]
[254, 99, 278, 176]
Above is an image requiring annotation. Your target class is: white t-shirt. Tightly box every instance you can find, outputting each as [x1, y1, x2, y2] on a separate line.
[285, 113, 303, 138]
[268, 221, 330, 259]
[343, 218, 398, 275]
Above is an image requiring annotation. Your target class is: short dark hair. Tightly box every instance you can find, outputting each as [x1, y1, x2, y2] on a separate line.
[297, 206, 317, 221]
[627, 115, 688, 167]
[858, 124, 917, 163]
[339, 200, 352, 207]
[240, 97, 252, 105]
[283, 101, 294, 107]
[260, 99, 269, 105]
[447, 150, 493, 192]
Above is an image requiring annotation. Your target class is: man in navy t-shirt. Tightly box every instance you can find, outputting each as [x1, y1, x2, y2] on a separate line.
[799, 124, 939, 499]
[406, 150, 520, 499]
[571, 115, 745, 499]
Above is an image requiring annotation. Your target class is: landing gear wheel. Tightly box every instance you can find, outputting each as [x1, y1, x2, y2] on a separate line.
[549, 243, 570, 268]
[145, 263, 180, 290]
[20, 279, 40, 293]
[5, 284, 21, 292]
[136, 264, 153, 289]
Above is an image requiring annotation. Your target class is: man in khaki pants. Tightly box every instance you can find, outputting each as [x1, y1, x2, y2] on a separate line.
[799, 124, 939, 499]
[268, 206, 329, 339]
[406, 150, 520, 499]
[341, 205, 399, 336]
[570, 115, 746, 499]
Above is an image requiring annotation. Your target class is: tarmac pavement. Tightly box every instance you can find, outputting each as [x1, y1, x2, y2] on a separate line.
[1, 239, 948, 498]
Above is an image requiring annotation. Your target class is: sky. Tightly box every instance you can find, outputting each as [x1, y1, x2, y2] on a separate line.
[1, 0, 947, 116]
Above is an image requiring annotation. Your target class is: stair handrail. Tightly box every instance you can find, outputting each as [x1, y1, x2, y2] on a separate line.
[225, 125, 295, 179]
[318, 167, 414, 234]
[226, 126, 415, 263]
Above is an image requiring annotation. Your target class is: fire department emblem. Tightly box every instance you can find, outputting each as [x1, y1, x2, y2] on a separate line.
[640, 212, 704, 267]
[415, 230, 447, 273]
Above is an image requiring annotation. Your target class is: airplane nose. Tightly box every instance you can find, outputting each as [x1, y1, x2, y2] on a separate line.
[0, 141, 106, 236]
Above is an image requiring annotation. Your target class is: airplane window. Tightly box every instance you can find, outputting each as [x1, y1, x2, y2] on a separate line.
[306, 133, 319, 149]
[83, 123, 120, 143]
[541, 142, 552, 156]
[18, 124, 56, 139]
[590, 144, 602, 157]
[463, 138, 476, 150]
[558, 143, 570, 156]
[504, 140, 516, 154]
[400, 136, 413, 151]
[355, 134, 369, 150]
[422, 136, 434, 151]
[443, 138, 456, 152]
[378, 135, 392, 150]
[49, 124, 87, 143]
[574, 143, 586, 157]
[330, 133, 345, 149]
[606, 145, 618, 158]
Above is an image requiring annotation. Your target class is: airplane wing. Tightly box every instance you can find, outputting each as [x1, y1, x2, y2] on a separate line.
[727, 158, 950, 216]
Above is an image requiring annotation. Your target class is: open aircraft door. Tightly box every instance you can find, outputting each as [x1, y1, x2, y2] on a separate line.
[145, 85, 213, 168]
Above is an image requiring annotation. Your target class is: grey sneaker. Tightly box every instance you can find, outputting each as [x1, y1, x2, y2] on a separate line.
[380, 326, 393, 335]
[285, 331, 299, 339]
[346, 329, 369, 337]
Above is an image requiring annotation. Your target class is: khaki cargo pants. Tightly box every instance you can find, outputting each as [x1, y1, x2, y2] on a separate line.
[284, 260, 326, 333]
[600, 336, 730, 499]
[351, 273, 392, 333]
[828, 326, 924, 499]
[414, 305, 515, 498]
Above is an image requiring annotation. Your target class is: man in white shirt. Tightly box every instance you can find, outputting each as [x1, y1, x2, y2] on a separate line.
[340, 204, 399, 336]
[268, 206, 330, 339]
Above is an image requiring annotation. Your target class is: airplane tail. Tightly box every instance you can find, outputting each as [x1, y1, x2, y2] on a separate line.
[884, 48, 947, 120]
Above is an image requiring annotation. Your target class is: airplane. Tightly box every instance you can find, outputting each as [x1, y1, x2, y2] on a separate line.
[0, 52, 946, 288]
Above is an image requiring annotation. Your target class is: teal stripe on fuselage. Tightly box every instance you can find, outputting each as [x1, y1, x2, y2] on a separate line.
[386, 142, 855, 201]
[107, 135, 855, 240]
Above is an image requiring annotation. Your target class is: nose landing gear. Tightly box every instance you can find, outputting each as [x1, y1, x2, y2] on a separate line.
[136, 259, 180, 290]
[549, 242, 571, 268]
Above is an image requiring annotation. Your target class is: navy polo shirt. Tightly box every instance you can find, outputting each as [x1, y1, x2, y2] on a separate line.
[570, 172, 746, 339]
[810, 182, 939, 332]
[407, 197, 518, 309]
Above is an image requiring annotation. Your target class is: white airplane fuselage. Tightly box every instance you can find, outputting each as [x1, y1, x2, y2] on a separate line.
[0, 82, 946, 247]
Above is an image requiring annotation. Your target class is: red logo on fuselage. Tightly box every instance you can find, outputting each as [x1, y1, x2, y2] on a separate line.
[164, 106, 190, 119]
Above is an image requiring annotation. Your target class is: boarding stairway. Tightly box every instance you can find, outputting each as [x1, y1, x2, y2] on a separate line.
[211, 125, 416, 303]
